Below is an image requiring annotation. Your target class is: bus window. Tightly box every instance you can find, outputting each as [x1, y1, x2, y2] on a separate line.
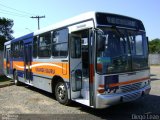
[12, 42, 19, 58]
[15, 42, 19, 58]
[38, 32, 51, 58]
[52, 29, 68, 57]
[33, 36, 38, 58]
[19, 41, 24, 57]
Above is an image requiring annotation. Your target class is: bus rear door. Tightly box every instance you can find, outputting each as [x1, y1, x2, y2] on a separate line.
[24, 43, 32, 84]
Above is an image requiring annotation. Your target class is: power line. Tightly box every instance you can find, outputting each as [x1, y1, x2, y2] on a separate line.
[31, 16, 45, 30]
[0, 8, 30, 17]
[0, 11, 29, 18]
[0, 3, 37, 16]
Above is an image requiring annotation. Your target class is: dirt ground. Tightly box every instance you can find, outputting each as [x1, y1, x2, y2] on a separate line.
[0, 66, 160, 119]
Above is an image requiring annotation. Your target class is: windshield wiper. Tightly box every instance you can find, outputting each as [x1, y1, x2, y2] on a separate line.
[111, 26, 129, 55]
[111, 26, 125, 39]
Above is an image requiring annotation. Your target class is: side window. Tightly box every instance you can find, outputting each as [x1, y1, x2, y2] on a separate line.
[11, 43, 14, 58]
[52, 29, 68, 57]
[12, 42, 19, 58]
[135, 35, 143, 55]
[14, 42, 18, 58]
[33, 36, 38, 58]
[19, 41, 24, 58]
[38, 32, 51, 57]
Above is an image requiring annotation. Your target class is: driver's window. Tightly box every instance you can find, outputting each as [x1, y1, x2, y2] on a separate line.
[135, 35, 143, 55]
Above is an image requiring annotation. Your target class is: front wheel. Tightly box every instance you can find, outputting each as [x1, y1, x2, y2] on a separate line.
[55, 81, 70, 105]
[13, 71, 21, 86]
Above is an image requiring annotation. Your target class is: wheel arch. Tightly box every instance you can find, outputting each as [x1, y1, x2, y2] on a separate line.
[52, 75, 71, 105]
[51, 75, 64, 94]
[13, 68, 16, 78]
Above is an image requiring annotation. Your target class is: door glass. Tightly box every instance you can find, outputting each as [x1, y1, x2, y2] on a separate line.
[71, 36, 81, 58]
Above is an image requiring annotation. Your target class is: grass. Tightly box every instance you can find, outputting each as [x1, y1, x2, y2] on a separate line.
[150, 64, 160, 66]
[0, 75, 11, 82]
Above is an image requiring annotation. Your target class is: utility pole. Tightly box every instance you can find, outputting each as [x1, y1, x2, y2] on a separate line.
[30, 16, 45, 30]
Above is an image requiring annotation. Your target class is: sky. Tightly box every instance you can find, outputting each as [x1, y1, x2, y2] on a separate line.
[0, 0, 160, 40]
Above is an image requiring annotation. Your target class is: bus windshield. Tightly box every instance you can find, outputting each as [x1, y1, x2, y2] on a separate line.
[96, 27, 149, 74]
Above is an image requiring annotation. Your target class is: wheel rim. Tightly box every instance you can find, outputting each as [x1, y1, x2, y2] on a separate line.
[15, 79, 17, 84]
[14, 72, 18, 84]
[57, 83, 66, 100]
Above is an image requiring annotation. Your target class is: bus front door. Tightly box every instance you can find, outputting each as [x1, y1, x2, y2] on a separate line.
[70, 34, 82, 95]
[69, 32, 90, 106]
[24, 43, 32, 84]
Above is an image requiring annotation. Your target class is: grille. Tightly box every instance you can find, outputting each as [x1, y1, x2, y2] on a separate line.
[120, 82, 142, 93]
[122, 91, 141, 102]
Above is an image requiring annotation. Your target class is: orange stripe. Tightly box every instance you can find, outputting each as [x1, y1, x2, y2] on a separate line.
[3, 61, 6, 69]
[89, 64, 94, 83]
[7, 63, 10, 67]
[13, 61, 24, 71]
[99, 77, 150, 88]
[109, 77, 150, 88]
[31, 62, 69, 79]
[12, 61, 69, 79]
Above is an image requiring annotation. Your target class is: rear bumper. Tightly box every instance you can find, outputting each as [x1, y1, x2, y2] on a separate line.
[96, 85, 151, 109]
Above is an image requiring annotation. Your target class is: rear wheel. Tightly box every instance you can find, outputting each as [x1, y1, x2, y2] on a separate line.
[55, 81, 70, 105]
[13, 71, 21, 86]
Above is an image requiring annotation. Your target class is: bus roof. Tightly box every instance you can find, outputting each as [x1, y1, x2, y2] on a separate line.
[11, 33, 33, 43]
[34, 11, 96, 36]
[10, 11, 144, 41]
[34, 11, 143, 36]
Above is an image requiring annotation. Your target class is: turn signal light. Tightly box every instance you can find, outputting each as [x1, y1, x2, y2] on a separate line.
[97, 88, 105, 94]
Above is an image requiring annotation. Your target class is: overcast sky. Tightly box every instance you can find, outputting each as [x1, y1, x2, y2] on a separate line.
[0, 0, 160, 40]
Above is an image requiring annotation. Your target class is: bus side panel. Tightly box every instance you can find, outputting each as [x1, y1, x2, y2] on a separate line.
[12, 60, 25, 82]
[18, 71, 25, 83]
[32, 75, 52, 92]
[31, 61, 69, 93]
[12, 61, 24, 71]
[31, 62, 69, 79]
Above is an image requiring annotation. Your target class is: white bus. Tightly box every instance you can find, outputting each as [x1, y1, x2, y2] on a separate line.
[3, 12, 151, 108]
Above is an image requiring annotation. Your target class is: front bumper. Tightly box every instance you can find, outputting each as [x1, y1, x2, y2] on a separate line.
[96, 85, 151, 109]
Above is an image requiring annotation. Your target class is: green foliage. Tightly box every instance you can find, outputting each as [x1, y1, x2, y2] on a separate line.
[0, 75, 11, 82]
[0, 17, 14, 50]
[149, 38, 160, 53]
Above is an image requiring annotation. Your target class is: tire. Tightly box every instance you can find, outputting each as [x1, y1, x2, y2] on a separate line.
[55, 81, 70, 105]
[13, 71, 21, 86]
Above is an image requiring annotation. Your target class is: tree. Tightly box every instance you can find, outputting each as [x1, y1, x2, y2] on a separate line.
[0, 17, 14, 50]
[149, 38, 160, 53]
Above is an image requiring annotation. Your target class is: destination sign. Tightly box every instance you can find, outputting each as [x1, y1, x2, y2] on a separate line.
[96, 13, 145, 30]
[106, 16, 136, 27]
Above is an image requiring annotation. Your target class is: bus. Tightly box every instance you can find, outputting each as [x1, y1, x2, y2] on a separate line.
[3, 12, 151, 109]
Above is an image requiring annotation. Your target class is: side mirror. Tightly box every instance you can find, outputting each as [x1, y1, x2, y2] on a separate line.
[97, 36, 106, 51]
